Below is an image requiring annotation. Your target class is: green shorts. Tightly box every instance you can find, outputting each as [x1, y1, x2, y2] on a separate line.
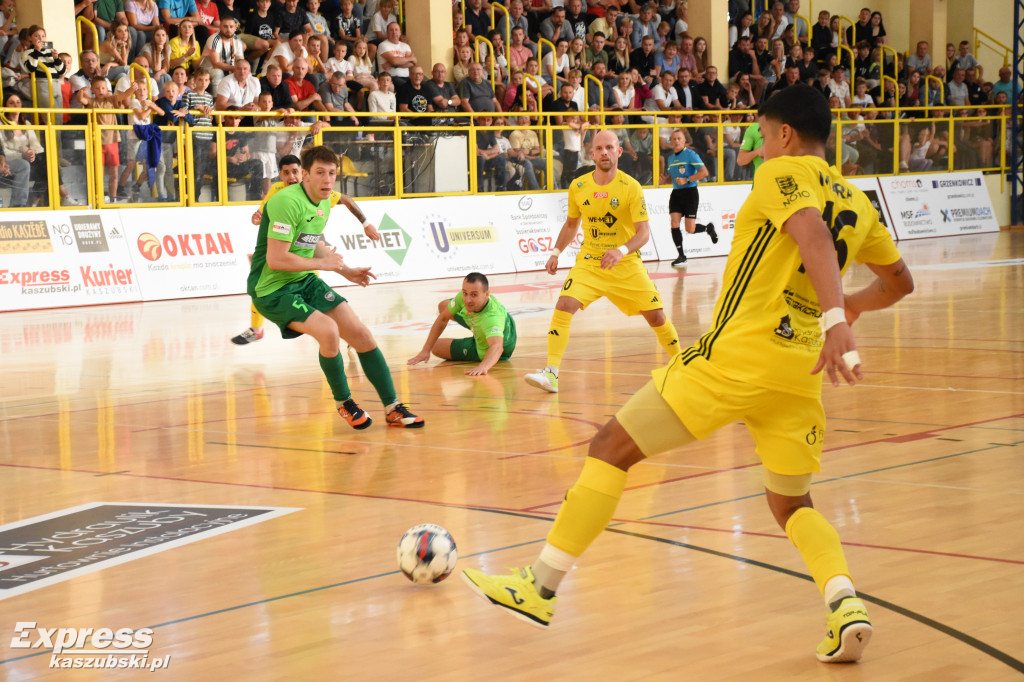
[251, 274, 347, 339]
[450, 315, 516, 361]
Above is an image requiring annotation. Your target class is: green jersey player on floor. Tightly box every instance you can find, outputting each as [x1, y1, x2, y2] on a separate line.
[408, 272, 517, 376]
[247, 145, 424, 429]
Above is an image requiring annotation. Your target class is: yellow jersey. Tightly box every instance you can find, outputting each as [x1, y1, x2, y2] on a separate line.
[567, 170, 649, 262]
[670, 156, 901, 398]
[260, 182, 343, 211]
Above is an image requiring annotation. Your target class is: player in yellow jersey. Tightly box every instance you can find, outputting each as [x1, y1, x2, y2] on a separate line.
[231, 154, 381, 345]
[523, 129, 681, 393]
[463, 85, 915, 664]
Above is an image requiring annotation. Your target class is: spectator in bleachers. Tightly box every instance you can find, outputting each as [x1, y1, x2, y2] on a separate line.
[729, 11, 753, 48]
[688, 111, 717, 180]
[216, 57, 260, 110]
[727, 34, 754, 82]
[829, 63, 851, 107]
[397, 64, 430, 117]
[843, 7, 868, 47]
[567, 37, 585, 74]
[347, 38, 378, 98]
[508, 113, 544, 189]
[766, 62, 800, 99]
[697, 64, 727, 110]
[584, 32, 609, 74]
[953, 40, 981, 80]
[276, 0, 313, 40]
[796, 43, 817, 83]
[319, 71, 359, 124]
[767, 1, 789, 41]
[992, 66, 1015, 102]
[810, 10, 831, 61]
[588, 5, 620, 46]
[500, 1, 535, 58]
[1, 92, 47, 206]
[453, 45, 474, 86]
[194, 0, 220, 33]
[611, 70, 634, 109]
[0, 0, 19, 58]
[69, 51, 111, 106]
[924, 69, 944, 106]
[201, 15, 244, 89]
[549, 80, 579, 124]
[654, 20, 672, 50]
[644, 70, 680, 117]
[692, 36, 708, 80]
[672, 66, 700, 111]
[169, 18, 201, 72]
[368, 72, 396, 121]
[654, 38, 680, 77]
[754, 11, 774, 43]
[524, 56, 555, 101]
[377, 21, 416, 88]
[585, 61, 616, 109]
[463, 0, 490, 39]
[851, 77, 873, 107]
[946, 67, 968, 106]
[216, 0, 242, 24]
[308, 34, 333, 87]
[617, 16, 635, 50]
[906, 41, 931, 76]
[460, 61, 500, 113]
[263, 31, 307, 76]
[160, 0, 206, 45]
[540, 7, 574, 44]
[632, 4, 661, 50]
[502, 68, 534, 111]
[868, 11, 886, 46]
[306, 0, 330, 37]
[141, 26, 171, 84]
[943, 43, 957, 81]
[673, 2, 689, 38]
[259, 62, 294, 113]
[22, 26, 68, 115]
[475, 114, 506, 190]
[564, 0, 591, 40]
[368, 0, 397, 43]
[286, 57, 327, 112]
[77, 76, 136, 202]
[784, 0, 807, 44]
[734, 71, 756, 108]
[423, 62, 461, 118]
[333, 0, 363, 55]
[153, 78, 191, 199]
[326, 40, 352, 77]
[852, 41, 876, 87]
[509, 27, 533, 72]
[100, 21, 134, 82]
[631, 34, 657, 86]
[608, 36, 630, 78]
[127, 0, 161, 47]
[94, 0, 138, 57]
[170, 64, 190, 93]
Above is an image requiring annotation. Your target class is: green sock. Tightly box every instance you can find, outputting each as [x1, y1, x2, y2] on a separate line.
[319, 353, 351, 402]
[357, 347, 397, 406]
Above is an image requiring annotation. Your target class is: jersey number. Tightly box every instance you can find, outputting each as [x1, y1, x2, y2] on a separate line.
[562, 278, 573, 291]
[292, 300, 310, 313]
[798, 201, 857, 274]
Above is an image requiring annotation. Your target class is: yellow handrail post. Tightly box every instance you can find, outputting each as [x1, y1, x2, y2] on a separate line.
[836, 15, 854, 63]
[77, 16, 99, 55]
[973, 27, 1011, 67]
[876, 43, 898, 91]
[924, 74, 944, 114]
[522, 72, 543, 112]
[834, 117, 843, 169]
[29, 69, 55, 125]
[474, 35, 497, 87]
[946, 115, 954, 172]
[880, 74, 898, 115]
[468, 115, 478, 193]
[93, 113, 105, 206]
[490, 1, 510, 68]
[545, 119, 554, 190]
[184, 127, 195, 206]
[215, 122, 226, 205]
[393, 122, 404, 198]
[584, 73, 604, 114]
[537, 37, 556, 86]
[838, 43, 855, 76]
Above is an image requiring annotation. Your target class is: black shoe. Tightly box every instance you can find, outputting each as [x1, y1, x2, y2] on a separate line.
[706, 222, 718, 244]
[671, 254, 687, 266]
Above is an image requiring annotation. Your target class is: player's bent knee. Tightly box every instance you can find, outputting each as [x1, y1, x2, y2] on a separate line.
[589, 418, 646, 472]
[643, 309, 667, 326]
[554, 296, 582, 313]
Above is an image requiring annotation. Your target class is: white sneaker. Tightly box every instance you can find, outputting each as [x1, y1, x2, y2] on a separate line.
[525, 367, 559, 393]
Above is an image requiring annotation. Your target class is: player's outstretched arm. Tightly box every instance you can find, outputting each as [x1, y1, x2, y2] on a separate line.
[843, 258, 914, 325]
[547, 217, 582, 275]
[466, 336, 504, 376]
[409, 302, 454, 365]
[267, 238, 344, 273]
[784, 207, 861, 387]
[338, 194, 380, 240]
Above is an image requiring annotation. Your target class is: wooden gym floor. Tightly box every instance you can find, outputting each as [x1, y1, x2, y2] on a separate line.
[0, 230, 1022, 681]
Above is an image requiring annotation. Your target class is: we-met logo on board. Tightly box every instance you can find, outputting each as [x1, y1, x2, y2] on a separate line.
[336, 214, 412, 266]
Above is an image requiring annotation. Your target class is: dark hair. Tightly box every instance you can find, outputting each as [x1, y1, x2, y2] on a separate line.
[464, 272, 489, 289]
[757, 83, 831, 144]
[279, 154, 301, 167]
[300, 145, 339, 170]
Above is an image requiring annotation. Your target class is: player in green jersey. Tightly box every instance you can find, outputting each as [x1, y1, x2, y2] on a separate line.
[408, 272, 517, 376]
[247, 145, 424, 429]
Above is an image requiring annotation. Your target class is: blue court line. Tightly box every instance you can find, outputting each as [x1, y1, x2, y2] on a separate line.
[639, 442, 1018, 521]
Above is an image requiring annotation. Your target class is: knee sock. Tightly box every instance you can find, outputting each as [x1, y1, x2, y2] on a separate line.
[671, 227, 683, 253]
[534, 458, 628, 596]
[319, 353, 351, 402]
[652, 320, 680, 355]
[250, 303, 263, 330]
[693, 223, 707, 233]
[785, 507, 854, 606]
[546, 309, 573, 370]
[357, 347, 397, 407]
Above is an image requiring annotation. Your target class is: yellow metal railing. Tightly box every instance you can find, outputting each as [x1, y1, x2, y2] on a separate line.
[522, 72, 543, 112]
[0, 106, 1010, 209]
[973, 27, 1010, 67]
[924, 74, 945, 113]
[537, 37, 556, 86]
[474, 34, 498, 86]
[490, 1, 510, 66]
[584, 74, 604, 112]
[28, 70, 55, 125]
[76, 16, 99, 56]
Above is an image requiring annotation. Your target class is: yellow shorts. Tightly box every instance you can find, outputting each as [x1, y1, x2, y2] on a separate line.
[560, 257, 662, 316]
[624, 355, 825, 476]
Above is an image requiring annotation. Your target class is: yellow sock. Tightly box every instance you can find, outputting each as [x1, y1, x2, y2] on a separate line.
[652, 320, 679, 356]
[785, 507, 852, 594]
[546, 309, 573, 369]
[250, 303, 263, 330]
[547, 457, 627, 556]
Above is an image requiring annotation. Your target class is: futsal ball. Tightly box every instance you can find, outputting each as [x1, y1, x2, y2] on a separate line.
[397, 524, 458, 584]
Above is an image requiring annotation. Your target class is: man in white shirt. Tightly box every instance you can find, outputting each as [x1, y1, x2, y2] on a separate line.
[376, 21, 417, 88]
[829, 65, 851, 107]
[644, 70, 681, 123]
[215, 59, 261, 111]
[201, 16, 245, 90]
[262, 32, 308, 77]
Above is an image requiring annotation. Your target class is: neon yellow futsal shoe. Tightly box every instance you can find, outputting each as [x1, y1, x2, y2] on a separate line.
[461, 566, 557, 629]
[525, 367, 559, 393]
[816, 597, 872, 663]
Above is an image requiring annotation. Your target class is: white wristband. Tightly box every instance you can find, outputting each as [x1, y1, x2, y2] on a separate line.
[551, 247, 561, 257]
[618, 245, 629, 256]
[819, 307, 846, 335]
[362, 219, 372, 228]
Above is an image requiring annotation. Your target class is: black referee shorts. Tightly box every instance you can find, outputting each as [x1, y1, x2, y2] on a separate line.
[669, 187, 699, 219]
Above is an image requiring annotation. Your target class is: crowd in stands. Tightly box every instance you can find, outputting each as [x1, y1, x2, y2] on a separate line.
[0, 0, 1015, 204]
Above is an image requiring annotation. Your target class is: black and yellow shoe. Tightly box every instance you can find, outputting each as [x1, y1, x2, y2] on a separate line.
[816, 597, 872, 663]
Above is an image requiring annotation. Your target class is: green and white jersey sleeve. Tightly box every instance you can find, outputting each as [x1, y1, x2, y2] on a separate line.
[247, 183, 331, 298]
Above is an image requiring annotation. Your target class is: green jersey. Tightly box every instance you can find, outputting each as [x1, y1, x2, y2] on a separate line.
[740, 123, 764, 174]
[448, 291, 515, 360]
[248, 183, 331, 298]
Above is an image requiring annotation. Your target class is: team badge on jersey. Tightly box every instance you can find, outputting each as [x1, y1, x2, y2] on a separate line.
[317, 209, 324, 216]
[775, 176, 799, 195]
[610, 198, 619, 208]
[325, 291, 336, 301]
